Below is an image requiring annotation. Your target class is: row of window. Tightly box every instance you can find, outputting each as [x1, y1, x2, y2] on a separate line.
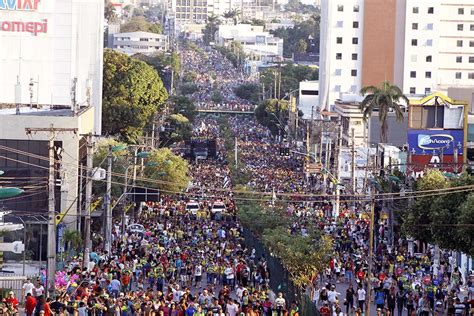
[334, 69, 358, 76]
[412, 38, 474, 48]
[335, 53, 358, 60]
[336, 37, 358, 44]
[336, 21, 359, 28]
[409, 71, 432, 79]
[456, 56, 474, 63]
[337, 5, 359, 12]
[456, 24, 474, 31]
[412, 6, 474, 15]
[411, 23, 433, 30]
[409, 87, 431, 95]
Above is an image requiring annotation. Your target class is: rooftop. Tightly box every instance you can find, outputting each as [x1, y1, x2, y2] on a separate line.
[0, 105, 88, 117]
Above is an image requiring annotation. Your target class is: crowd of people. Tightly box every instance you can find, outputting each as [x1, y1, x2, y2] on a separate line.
[181, 46, 256, 112]
[4, 43, 474, 316]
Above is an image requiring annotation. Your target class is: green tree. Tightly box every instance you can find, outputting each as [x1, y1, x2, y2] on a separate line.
[140, 148, 190, 192]
[169, 96, 197, 122]
[359, 81, 408, 143]
[234, 83, 261, 104]
[159, 114, 193, 147]
[296, 38, 307, 53]
[223, 8, 240, 25]
[104, 0, 118, 22]
[134, 52, 181, 90]
[203, 14, 221, 45]
[102, 49, 168, 143]
[402, 171, 474, 256]
[211, 90, 223, 104]
[255, 99, 288, 135]
[63, 230, 83, 254]
[121, 16, 162, 34]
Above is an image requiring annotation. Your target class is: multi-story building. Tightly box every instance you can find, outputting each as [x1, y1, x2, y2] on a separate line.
[216, 24, 284, 60]
[319, 0, 474, 112]
[112, 31, 169, 55]
[0, 0, 104, 134]
[168, 0, 232, 25]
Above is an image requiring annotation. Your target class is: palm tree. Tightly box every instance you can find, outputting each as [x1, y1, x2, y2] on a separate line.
[223, 9, 240, 25]
[359, 81, 408, 144]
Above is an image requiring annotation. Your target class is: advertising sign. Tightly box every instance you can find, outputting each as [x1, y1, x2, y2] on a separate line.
[408, 129, 464, 155]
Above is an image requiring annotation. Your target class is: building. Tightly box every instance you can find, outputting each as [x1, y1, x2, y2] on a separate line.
[168, 0, 232, 25]
[216, 24, 284, 61]
[0, 106, 94, 223]
[298, 81, 319, 119]
[112, 31, 169, 55]
[0, 0, 104, 134]
[319, 0, 474, 112]
[407, 92, 467, 173]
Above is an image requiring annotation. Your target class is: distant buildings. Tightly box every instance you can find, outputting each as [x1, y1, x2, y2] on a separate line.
[216, 24, 283, 60]
[319, 0, 474, 112]
[112, 31, 169, 55]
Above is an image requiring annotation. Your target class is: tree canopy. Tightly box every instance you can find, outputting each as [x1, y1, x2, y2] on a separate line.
[255, 99, 289, 136]
[234, 83, 261, 104]
[359, 81, 408, 144]
[121, 16, 163, 34]
[270, 14, 320, 57]
[402, 170, 474, 256]
[102, 49, 168, 143]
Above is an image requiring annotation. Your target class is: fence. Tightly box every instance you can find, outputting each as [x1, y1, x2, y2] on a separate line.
[241, 228, 318, 316]
[0, 273, 39, 303]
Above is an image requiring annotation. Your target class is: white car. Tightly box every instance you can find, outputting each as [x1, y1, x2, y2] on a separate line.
[211, 201, 226, 213]
[186, 201, 200, 215]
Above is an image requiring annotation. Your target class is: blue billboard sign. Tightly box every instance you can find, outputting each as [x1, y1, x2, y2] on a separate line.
[408, 129, 464, 155]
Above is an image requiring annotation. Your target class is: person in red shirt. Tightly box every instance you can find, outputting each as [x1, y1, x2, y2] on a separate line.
[319, 302, 331, 316]
[25, 293, 36, 316]
[5, 291, 19, 311]
[43, 297, 52, 316]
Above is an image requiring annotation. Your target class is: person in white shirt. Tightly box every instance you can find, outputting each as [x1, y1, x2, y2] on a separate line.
[225, 264, 235, 289]
[274, 292, 286, 316]
[328, 286, 341, 305]
[22, 278, 34, 301]
[33, 281, 45, 299]
[226, 298, 239, 316]
[357, 285, 366, 310]
[194, 263, 203, 288]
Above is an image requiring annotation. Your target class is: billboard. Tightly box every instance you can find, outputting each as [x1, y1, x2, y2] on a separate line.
[407, 129, 464, 155]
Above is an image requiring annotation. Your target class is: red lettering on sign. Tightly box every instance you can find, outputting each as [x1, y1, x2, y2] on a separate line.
[0, 19, 48, 35]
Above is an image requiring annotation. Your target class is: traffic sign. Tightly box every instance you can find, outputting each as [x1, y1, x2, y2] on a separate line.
[304, 163, 322, 174]
[0, 241, 25, 254]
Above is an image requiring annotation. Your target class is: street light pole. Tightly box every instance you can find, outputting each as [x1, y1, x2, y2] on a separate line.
[366, 190, 376, 316]
[104, 146, 113, 254]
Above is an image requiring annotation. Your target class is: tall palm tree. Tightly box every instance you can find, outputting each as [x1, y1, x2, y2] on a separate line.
[223, 9, 240, 25]
[359, 81, 408, 144]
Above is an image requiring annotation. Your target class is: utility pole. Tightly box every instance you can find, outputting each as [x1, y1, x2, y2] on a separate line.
[104, 146, 113, 254]
[234, 137, 238, 169]
[333, 123, 343, 217]
[25, 125, 78, 297]
[366, 192, 376, 316]
[351, 128, 356, 193]
[83, 134, 93, 269]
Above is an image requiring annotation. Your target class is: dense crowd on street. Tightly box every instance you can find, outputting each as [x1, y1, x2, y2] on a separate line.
[180, 47, 255, 112]
[4, 43, 474, 316]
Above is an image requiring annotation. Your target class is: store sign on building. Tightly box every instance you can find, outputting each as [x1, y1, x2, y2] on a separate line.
[0, 0, 40, 10]
[0, 0, 47, 36]
[408, 129, 464, 155]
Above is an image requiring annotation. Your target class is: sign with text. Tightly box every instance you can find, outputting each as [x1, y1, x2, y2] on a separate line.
[408, 129, 464, 155]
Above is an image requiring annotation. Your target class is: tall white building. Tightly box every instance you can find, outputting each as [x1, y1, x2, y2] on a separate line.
[319, 0, 474, 112]
[0, 0, 104, 134]
[112, 31, 169, 55]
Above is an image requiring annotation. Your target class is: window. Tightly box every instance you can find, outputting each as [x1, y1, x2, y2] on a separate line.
[458, 24, 464, 31]
[336, 21, 343, 27]
[351, 85, 357, 92]
[458, 8, 464, 15]
[412, 23, 418, 30]
[353, 5, 359, 12]
[427, 23, 433, 30]
[469, 73, 474, 79]
[425, 88, 431, 94]
[457, 56, 463, 63]
[456, 72, 462, 79]
[426, 55, 432, 62]
[411, 55, 418, 62]
[352, 37, 359, 44]
[410, 87, 416, 94]
[352, 53, 358, 60]
[426, 39, 433, 46]
[425, 71, 431, 78]
[412, 39, 418, 46]
[457, 40, 463, 47]
[471, 24, 474, 31]
[351, 69, 357, 77]
[470, 41, 474, 47]
[413, 7, 419, 14]
[335, 69, 342, 76]
[336, 53, 342, 60]
[470, 56, 474, 63]
[428, 7, 434, 14]
[353, 21, 359, 28]
[336, 37, 342, 44]
[471, 8, 474, 15]
[335, 85, 341, 92]
[337, 5, 343, 11]
[410, 71, 416, 78]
